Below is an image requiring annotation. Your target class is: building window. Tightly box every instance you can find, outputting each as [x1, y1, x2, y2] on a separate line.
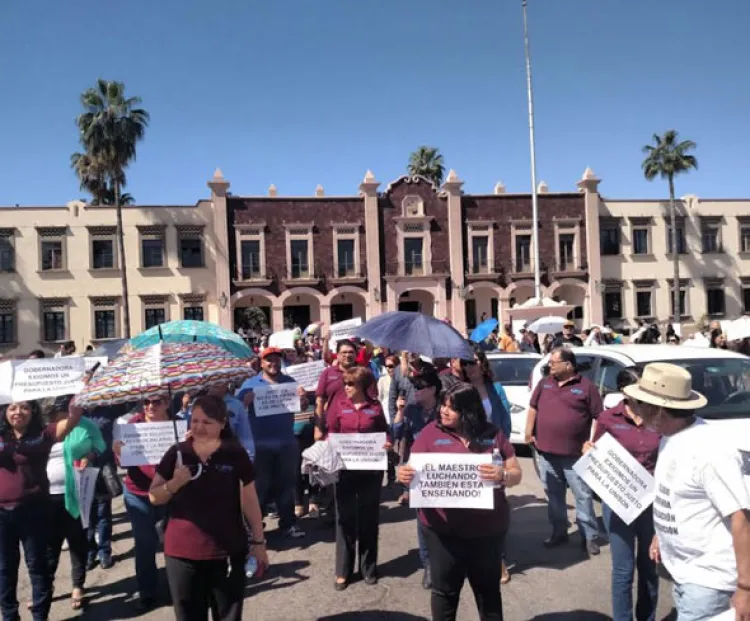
[471, 236, 489, 274]
[290, 239, 310, 278]
[668, 279, 689, 317]
[145, 308, 166, 330]
[600, 227, 620, 255]
[284, 224, 315, 281]
[514, 234, 532, 272]
[0, 301, 16, 344]
[0, 231, 15, 272]
[706, 282, 726, 316]
[743, 286, 750, 314]
[404, 237, 424, 275]
[180, 294, 205, 322]
[241, 240, 261, 280]
[91, 298, 119, 340]
[634, 284, 653, 319]
[40, 299, 68, 342]
[184, 306, 204, 321]
[178, 226, 205, 268]
[142, 296, 169, 330]
[92, 239, 115, 269]
[603, 290, 622, 321]
[632, 228, 649, 255]
[139, 226, 166, 268]
[740, 225, 750, 254]
[336, 239, 356, 277]
[38, 228, 67, 271]
[666, 223, 687, 254]
[701, 219, 722, 253]
[331, 224, 361, 280]
[557, 233, 576, 271]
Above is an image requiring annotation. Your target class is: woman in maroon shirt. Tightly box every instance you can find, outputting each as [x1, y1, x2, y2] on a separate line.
[584, 368, 661, 621]
[0, 399, 83, 621]
[326, 366, 390, 591]
[113, 396, 171, 610]
[149, 395, 267, 621]
[397, 382, 522, 621]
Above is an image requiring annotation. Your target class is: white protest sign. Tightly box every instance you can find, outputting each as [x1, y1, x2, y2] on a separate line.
[328, 432, 387, 471]
[73, 467, 100, 528]
[285, 360, 326, 391]
[706, 609, 734, 621]
[84, 356, 109, 374]
[115, 421, 187, 467]
[408, 453, 494, 510]
[269, 330, 296, 351]
[328, 318, 362, 347]
[573, 432, 655, 525]
[253, 383, 301, 417]
[0, 357, 87, 405]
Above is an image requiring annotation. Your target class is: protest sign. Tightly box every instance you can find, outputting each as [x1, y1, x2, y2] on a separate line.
[0, 357, 87, 405]
[573, 432, 655, 525]
[328, 318, 362, 347]
[268, 330, 296, 351]
[408, 453, 494, 510]
[328, 432, 387, 470]
[115, 421, 187, 467]
[253, 383, 301, 417]
[74, 467, 100, 528]
[285, 360, 326, 391]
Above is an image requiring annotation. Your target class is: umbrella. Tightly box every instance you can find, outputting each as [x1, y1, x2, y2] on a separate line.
[354, 311, 475, 360]
[469, 318, 499, 343]
[526, 316, 568, 335]
[128, 320, 253, 359]
[73, 342, 255, 409]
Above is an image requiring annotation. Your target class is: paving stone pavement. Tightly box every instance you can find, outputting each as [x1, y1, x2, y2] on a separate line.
[19, 456, 677, 620]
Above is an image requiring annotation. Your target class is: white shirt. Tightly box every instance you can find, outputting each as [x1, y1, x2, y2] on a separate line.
[653, 418, 750, 591]
[47, 442, 66, 495]
[377, 374, 393, 424]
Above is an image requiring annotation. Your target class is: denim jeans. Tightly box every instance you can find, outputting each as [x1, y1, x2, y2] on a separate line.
[417, 520, 429, 569]
[602, 504, 658, 621]
[672, 583, 733, 621]
[87, 496, 113, 561]
[0, 498, 51, 621]
[123, 489, 167, 602]
[254, 444, 298, 531]
[537, 451, 600, 542]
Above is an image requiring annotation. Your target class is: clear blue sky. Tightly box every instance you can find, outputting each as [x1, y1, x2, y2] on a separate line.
[1, 0, 748, 205]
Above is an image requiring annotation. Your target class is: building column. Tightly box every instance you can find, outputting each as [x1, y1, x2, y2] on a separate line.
[443, 170, 466, 332]
[578, 168, 604, 325]
[272, 306, 284, 332]
[208, 169, 232, 329]
[386, 282, 398, 313]
[359, 171, 384, 315]
[320, 304, 332, 326]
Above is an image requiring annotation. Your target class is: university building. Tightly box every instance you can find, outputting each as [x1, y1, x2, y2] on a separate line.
[0, 167, 748, 355]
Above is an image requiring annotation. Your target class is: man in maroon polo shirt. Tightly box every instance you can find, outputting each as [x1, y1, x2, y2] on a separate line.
[525, 347, 603, 555]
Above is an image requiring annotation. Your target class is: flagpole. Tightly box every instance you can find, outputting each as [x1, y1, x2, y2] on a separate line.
[522, 0, 542, 301]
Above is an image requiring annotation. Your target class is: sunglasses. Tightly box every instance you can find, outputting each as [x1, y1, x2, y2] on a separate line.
[143, 399, 163, 407]
[343, 381, 357, 387]
[462, 360, 478, 367]
[385, 365, 395, 369]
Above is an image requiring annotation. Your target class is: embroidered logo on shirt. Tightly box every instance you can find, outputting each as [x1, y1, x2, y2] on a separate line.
[570, 388, 584, 396]
[434, 439, 453, 446]
[214, 464, 234, 474]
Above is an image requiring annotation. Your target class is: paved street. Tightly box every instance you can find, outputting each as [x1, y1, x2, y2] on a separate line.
[24, 455, 676, 621]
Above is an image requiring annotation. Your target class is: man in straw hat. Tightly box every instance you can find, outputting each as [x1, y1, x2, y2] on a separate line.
[623, 363, 750, 621]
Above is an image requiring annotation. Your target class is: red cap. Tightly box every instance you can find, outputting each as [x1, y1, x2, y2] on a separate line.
[260, 347, 283, 359]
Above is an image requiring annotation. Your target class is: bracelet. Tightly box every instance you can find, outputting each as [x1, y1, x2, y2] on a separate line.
[250, 540, 266, 546]
[738, 582, 750, 592]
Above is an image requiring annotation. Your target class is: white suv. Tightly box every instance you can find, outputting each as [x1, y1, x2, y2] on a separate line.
[487, 352, 542, 445]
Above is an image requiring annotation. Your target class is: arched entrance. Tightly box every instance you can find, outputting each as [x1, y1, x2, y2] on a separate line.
[549, 281, 588, 326]
[232, 290, 273, 334]
[465, 282, 502, 330]
[398, 290, 435, 316]
[507, 283, 535, 309]
[281, 289, 323, 330]
[328, 288, 367, 324]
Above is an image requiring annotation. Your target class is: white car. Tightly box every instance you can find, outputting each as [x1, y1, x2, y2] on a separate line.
[530, 344, 750, 448]
[487, 352, 542, 445]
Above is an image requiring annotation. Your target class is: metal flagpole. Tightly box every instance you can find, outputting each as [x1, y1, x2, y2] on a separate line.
[522, 0, 542, 301]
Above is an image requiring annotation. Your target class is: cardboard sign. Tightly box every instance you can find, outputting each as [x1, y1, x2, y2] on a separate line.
[115, 421, 187, 467]
[74, 467, 100, 528]
[408, 453, 494, 510]
[573, 433, 655, 525]
[328, 318, 362, 347]
[328, 432, 387, 471]
[253, 383, 301, 417]
[0, 357, 87, 405]
[285, 360, 326, 391]
[268, 330, 296, 351]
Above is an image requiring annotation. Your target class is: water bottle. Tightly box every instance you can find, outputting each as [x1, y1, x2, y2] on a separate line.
[492, 448, 504, 489]
[245, 555, 258, 578]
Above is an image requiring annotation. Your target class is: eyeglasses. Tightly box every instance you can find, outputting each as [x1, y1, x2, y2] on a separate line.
[343, 381, 357, 387]
[143, 399, 163, 407]
[385, 365, 395, 369]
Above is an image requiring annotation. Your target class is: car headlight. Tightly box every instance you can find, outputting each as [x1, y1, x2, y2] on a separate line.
[510, 404, 525, 414]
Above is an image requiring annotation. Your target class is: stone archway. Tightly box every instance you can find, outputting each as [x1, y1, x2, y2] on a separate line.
[232, 289, 274, 333]
[466, 281, 503, 330]
[547, 280, 588, 326]
[505, 281, 535, 308]
[280, 289, 323, 330]
[327, 287, 368, 323]
[398, 290, 436, 316]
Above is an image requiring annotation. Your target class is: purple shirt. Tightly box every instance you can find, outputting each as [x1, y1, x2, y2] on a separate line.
[0, 423, 57, 507]
[411, 422, 515, 538]
[530, 374, 602, 457]
[326, 397, 388, 436]
[593, 401, 661, 474]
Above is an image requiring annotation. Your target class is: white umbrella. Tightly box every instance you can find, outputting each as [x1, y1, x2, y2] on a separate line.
[526, 316, 568, 334]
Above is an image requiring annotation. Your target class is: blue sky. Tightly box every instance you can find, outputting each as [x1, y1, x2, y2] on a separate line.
[1, 0, 747, 205]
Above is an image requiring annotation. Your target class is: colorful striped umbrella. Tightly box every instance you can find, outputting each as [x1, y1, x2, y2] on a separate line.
[73, 342, 255, 408]
[128, 320, 254, 359]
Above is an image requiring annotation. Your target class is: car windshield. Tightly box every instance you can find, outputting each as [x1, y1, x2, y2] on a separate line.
[489, 358, 539, 386]
[637, 357, 750, 421]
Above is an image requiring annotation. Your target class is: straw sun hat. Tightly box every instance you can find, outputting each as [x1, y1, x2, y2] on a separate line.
[623, 362, 707, 410]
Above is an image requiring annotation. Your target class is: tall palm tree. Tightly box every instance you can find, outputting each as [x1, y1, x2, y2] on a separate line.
[407, 146, 445, 187]
[73, 79, 149, 337]
[642, 130, 698, 327]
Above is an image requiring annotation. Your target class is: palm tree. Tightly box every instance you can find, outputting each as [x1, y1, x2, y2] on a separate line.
[642, 130, 698, 327]
[72, 79, 149, 337]
[407, 146, 445, 187]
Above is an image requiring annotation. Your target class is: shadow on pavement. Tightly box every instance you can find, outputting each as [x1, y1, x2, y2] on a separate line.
[318, 612, 428, 621]
[529, 612, 611, 620]
[376, 546, 422, 579]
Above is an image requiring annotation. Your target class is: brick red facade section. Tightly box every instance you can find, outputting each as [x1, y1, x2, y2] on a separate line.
[228, 197, 367, 295]
[462, 193, 588, 275]
[379, 178, 450, 274]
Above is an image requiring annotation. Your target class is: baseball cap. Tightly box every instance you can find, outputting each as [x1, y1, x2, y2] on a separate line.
[563, 320, 576, 328]
[260, 347, 283, 360]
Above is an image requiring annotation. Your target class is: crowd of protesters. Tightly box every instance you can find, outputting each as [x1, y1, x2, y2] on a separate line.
[0, 316, 748, 621]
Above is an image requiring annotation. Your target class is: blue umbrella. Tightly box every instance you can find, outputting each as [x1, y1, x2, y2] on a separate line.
[354, 311, 475, 360]
[469, 318, 499, 343]
[129, 320, 254, 359]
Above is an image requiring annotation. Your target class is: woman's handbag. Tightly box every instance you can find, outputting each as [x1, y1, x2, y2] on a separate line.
[100, 461, 123, 498]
